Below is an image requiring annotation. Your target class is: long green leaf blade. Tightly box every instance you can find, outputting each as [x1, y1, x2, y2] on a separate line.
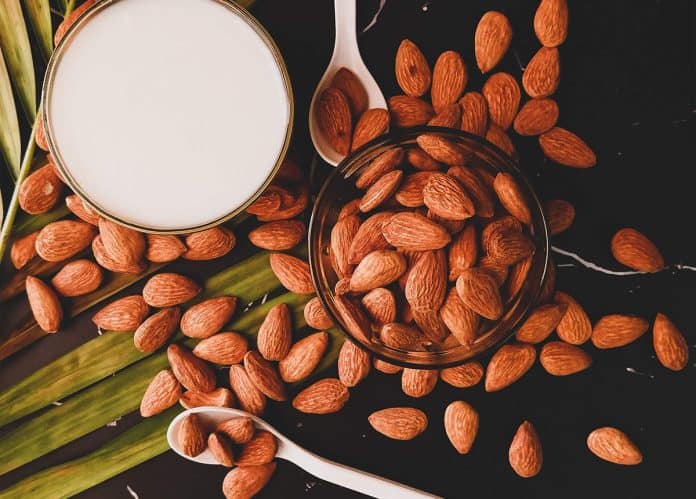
[21, 0, 52, 60]
[0, 0, 37, 121]
[0, 47, 20, 177]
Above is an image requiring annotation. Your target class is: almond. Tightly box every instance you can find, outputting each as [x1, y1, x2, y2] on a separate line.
[338, 340, 371, 387]
[440, 361, 484, 388]
[348, 211, 393, 263]
[368, 407, 428, 440]
[330, 67, 368, 116]
[506, 256, 533, 299]
[539, 127, 596, 168]
[193, 332, 248, 365]
[359, 170, 403, 212]
[304, 297, 334, 330]
[180, 388, 235, 409]
[431, 51, 467, 112]
[485, 125, 516, 158]
[98, 218, 146, 267]
[394, 172, 433, 208]
[509, 421, 543, 477]
[427, 210, 465, 235]
[534, 0, 569, 47]
[554, 291, 592, 344]
[10, 231, 39, 269]
[51, 259, 102, 297]
[591, 314, 649, 349]
[207, 432, 235, 467]
[406, 251, 446, 311]
[440, 287, 479, 346]
[133, 307, 180, 353]
[167, 343, 216, 392]
[246, 189, 282, 217]
[653, 313, 688, 371]
[248, 220, 306, 251]
[416, 133, 468, 165]
[338, 199, 361, 220]
[513, 98, 559, 136]
[395, 39, 431, 97]
[330, 215, 360, 279]
[587, 427, 642, 465]
[257, 185, 309, 222]
[382, 212, 451, 251]
[145, 234, 187, 262]
[456, 268, 503, 320]
[423, 173, 475, 221]
[485, 343, 536, 392]
[222, 463, 276, 499]
[474, 11, 513, 73]
[317, 87, 352, 154]
[236, 430, 277, 467]
[217, 416, 255, 444]
[482, 72, 521, 130]
[350, 250, 407, 293]
[493, 173, 532, 225]
[269, 253, 314, 294]
[19, 163, 62, 214]
[447, 223, 478, 281]
[540, 341, 592, 375]
[522, 47, 560, 98]
[610, 228, 664, 273]
[184, 227, 235, 260]
[388, 95, 435, 127]
[92, 295, 149, 331]
[515, 303, 567, 343]
[256, 303, 292, 360]
[25, 275, 63, 333]
[140, 369, 181, 417]
[54, 0, 95, 45]
[355, 148, 404, 189]
[374, 359, 403, 374]
[412, 308, 449, 343]
[35, 117, 48, 150]
[401, 368, 438, 398]
[35, 220, 96, 262]
[178, 413, 208, 458]
[92, 235, 146, 274]
[65, 194, 100, 225]
[279, 332, 329, 383]
[228, 364, 266, 416]
[478, 255, 509, 286]
[447, 166, 496, 218]
[243, 350, 287, 402]
[406, 148, 441, 171]
[428, 103, 462, 128]
[334, 295, 372, 343]
[459, 91, 489, 136]
[352, 108, 390, 151]
[143, 273, 200, 307]
[444, 401, 479, 454]
[543, 199, 575, 235]
[485, 228, 535, 266]
[292, 378, 349, 414]
[180, 296, 237, 340]
[361, 288, 397, 327]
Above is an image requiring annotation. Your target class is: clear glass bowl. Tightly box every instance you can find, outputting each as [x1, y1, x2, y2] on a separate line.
[308, 128, 549, 369]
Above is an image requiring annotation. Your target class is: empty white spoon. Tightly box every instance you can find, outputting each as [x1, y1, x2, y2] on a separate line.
[167, 406, 442, 499]
[308, 0, 387, 166]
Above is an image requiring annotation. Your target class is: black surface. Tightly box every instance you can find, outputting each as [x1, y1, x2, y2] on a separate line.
[1, 0, 695, 498]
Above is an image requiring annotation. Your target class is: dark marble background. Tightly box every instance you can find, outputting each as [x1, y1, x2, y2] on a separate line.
[1, 0, 695, 497]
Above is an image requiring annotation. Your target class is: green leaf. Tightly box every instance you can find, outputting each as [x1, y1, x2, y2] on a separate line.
[0, 47, 21, 177]
[22, 0, 53, 60]
[0, 0, 37, 121]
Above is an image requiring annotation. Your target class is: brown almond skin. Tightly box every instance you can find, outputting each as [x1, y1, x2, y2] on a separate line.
[222, 463, 276, 499]
[184, 227, 236, 260]
[447, 166, 496, 218]
[416, 133, 469, 165]
[257, 184, 310, 222]
[180, 388, 235, 409]
[257, 303, 292, 362]
[459, 91, 489, 136]
[18, 164, 62, 214]
[555, 291, 592, 344]
[444, 401, 479, 454]
[348, 211, 393, 263]
[401, 368, 438, 398]
[92, 235, 146, 274]
[35, 220, 96, 262]
[167, 344, 216, 392]
[653, 313, 688, 371]
[248, 220, 306, 251]
[394, 171, 433, 208]
[334, 295, 373, 343]
[228, 364, 267, 416]
[180, 296, 237, 339]
[92, 295, 149, 332]
[331, 214, 360, 278]
[10, 231, 39, 269]
[246, 189, 282, 217]
[355, 147, 404, 190]
[133, 307, 180, 353]
[26, 275, 63, 333]
[269, 253, 314, 294]
[359, 170, 403, 213]
[440, 287, 479, 346]
[374, 359, 403, 374]
[361, 288, 396, 328]
[587, 427, 642, 465]
[395, 39, 431, 97]
[506, 256, 533, 299]
[279, 332, 329, 383]
[493, 173, 532, 225]
[383, 212, 451, 251]
[540, 341, 592, 375]
[350, 250, 407, 293]
[522, 47, 560, 98]
[482, 72, 521, 130]
[544, 199, 575, 235]
[98, 218, 146, 267]
[485, 343, 537, 392]
[448, 223, 478, 281]
[208, 432, 235, 467]
[243, 351, 287, 401]
[428, 103, 462, 128]
[534, 0, 569, 47]
[514, 98, 559, 136]
[331, 67, 368, 116]
[475, 11, 513, 74]
[456, 268, 503, 320]
[304, 298, 334, 330]
[440, 361, 484, 388]
[380, 322, 426, 350]
[35, 117, 49, 150]
[142, 273, 201, 307]
[406, 147, 441, 171]
[178, 413, 208, 458]
[217, 417, 255, 444]
[388, 95, 435, 127]
[352, 108, 390, 151]
[591, 314, 650, 349]
[539, 127, 597, 168]
[140, 369, 181, 417]
[338, 340, 371, 387]
[145, 234, 186, 262]
[423, 173, 475, 221]
[405, 250, 447, 311]
[515, 303, 567, 344]
[509, 421, 543, 477]
[368, 407, 428, 440]
[479, 255, 509, 286]
[485, 227, 535, 266]
[431, 51, 467, 113]
[193, 332, 248, 365]
[611, 228, 664, 273]
[292, 378, 349, 414]
[317, 87, 352, 155]
[65, 195, 100, 225]
[236, 430, 278, 466]
[51, 259, 103, 297]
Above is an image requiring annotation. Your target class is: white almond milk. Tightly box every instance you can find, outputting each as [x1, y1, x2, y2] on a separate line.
[46, 0, 291, 231]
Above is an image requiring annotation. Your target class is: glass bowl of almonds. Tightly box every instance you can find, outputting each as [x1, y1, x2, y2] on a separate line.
[308, 127, 550, 368]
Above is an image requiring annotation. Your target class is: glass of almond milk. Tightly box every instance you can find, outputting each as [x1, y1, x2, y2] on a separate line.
[42, 0, 293, 233]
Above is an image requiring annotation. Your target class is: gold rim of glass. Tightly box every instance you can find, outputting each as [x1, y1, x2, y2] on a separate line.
[41, 0, 294, 234]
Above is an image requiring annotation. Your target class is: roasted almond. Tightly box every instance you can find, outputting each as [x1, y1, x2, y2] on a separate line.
[359, 170, 403, 213]
[486, 125, 516, 158]
[178, 413, 208, 458]
[356, 148, 404, 190]
[506, 256, 533, 300]
[395, 39, 431, 97]
[145, 234, 186, 262]
[540, 341, 592, 375]
[348, 211, 393, 264]
[35, 220, 96, 262]
[544, 199, 575, 235]
[444, 400, 479, 454]
[361, 288, 397, 327]
[180, 388, 235, 410]
[248, 220, 306, 251]
[350, 250, 407, 293]
[485, 342, 536, 392]
[412, 308, 449, 343]
[279, 332, 329, 383]
[653, 313, 688, 371]
[554, 291, 592, 344]
[92, 235, 146, 274]
[244, 351, 287, 401]
[26, 275, 63, 333]
[334, 295, 372, 343]
[382, 212, 451, 251]
[338, 340, 371, 387]
[180, 296, 237, 340]
[394, 171, 433, 208]
[269, 253, 314, 294]
[610, 228, 664, 273]
[133, 307, 180, 353]
[338, 199, 361, 220]
[167, 343, 216, 392]
[18, 163, 62, 214]
[374, 359, 403, 374]
[193, 332, 248, 365]
[515, 303, 567, 343]
[423, 173, 475, 221]
[440, 361, 484, 388]
[236, 430, 277, 466]
[522, 47, 560, 98]
[388, 95, 435, 127]
[591, 314, 649, 349]
[587, 427, 642, 465]
[228, 364, 266, 416]
[330, 215, 360, 279]
[50, 259, 103, 297]
[539, 127, 596, 168]
[456, 268, 503, 320]
[207, 432, 235, 467]
[292, 378, 349, 414]
[428, 103, 462, 128]
[98, 218, 146, 267]
[316, 86, 352, 154]
[92, 295, 149, 331]
[10, 231, 39, 270]
[459, 91, 489, 136]
[406, 147, 441, 171]
[431, 51, 467, 112]
[475, 11, 513, 74]
[257, 303, 292, 361]
[304, 297, 334, 330]
[513, 98, 559, 136]
[257, 185, 309, 222]
[447, 166, 496, 218]
[331, 67, 368, 116]
[368, 407, 428, 440]
[405, 250, 447, 311]
[509, 421, 543, 477]
[217, 416, 255, 444]
[534, 0, 569, 47]
[448, 223, 478, 281]
[401, 368, 438, 398]
[140, 369, 181, 417]
[184, 227, 235, 260]
[65, 195, 100, 225]
[482, 72, 521, 130]
[352, 108, 390, 151]
[493, 173, 532, 225]
[222, 463, 276, 499]
[142, 273, 201, 307]
[246, 189, 282, 217]
[416, 133, 468, 165]
[485, 227, 534, 266]
[440, 287, 479, 346]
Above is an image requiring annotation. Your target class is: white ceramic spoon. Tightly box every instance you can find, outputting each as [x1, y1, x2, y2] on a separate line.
[167, 406, 442, 499]
[308, 0, 387, 166]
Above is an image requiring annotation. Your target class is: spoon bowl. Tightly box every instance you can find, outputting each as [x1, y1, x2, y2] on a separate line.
[309, 0, 387, 166]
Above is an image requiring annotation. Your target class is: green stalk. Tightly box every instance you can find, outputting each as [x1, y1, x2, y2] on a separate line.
[0, 292, 310, 476]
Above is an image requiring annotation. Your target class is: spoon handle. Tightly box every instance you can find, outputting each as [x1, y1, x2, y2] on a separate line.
[281, 443, 442, 499]
[332, 0, 359, 62]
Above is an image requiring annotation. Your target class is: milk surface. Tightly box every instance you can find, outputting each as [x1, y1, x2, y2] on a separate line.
[48, 0, 290, 230]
